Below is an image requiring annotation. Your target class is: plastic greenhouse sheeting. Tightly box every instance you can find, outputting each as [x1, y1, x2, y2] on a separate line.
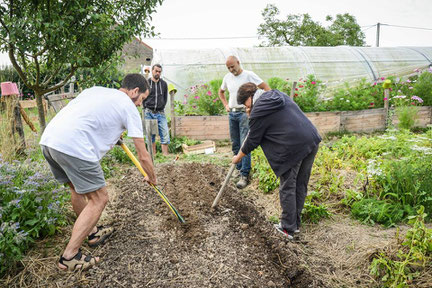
[152, 46, 432, 101]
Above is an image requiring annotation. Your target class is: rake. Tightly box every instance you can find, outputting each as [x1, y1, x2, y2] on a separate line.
[117, 139, 185, 223]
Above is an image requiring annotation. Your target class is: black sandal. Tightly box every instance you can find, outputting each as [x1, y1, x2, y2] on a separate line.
[88, 225, 114, 248]
[58, 249, 98, 272]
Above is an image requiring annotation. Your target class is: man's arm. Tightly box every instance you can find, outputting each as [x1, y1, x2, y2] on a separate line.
[132, 137, 157, 184]
[258, 82, 271, 91]
[218, 89, 230, 112]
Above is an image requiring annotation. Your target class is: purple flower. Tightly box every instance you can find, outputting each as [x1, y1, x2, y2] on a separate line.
[411, 96, 423, 103]
[194, 96, 200, 99]
[207, 91, 212, 96]
[408, 87, 413, 90]
[406, 79, 411, 83]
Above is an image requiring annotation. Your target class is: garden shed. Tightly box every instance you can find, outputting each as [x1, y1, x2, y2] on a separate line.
[153, 46, 432, 100]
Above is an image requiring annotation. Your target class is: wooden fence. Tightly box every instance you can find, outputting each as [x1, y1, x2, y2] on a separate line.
[173, 106, 432, 140]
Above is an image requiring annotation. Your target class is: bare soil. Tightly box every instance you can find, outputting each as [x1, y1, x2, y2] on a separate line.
[79, 162, 322, 287]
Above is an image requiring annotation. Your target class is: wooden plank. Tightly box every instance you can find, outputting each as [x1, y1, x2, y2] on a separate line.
[175, 106, 432, 139]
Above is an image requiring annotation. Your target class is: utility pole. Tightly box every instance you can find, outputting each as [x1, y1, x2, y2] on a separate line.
[376, 22, 380, 47]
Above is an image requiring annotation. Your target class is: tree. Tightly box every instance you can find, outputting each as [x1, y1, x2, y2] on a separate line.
[257, 4, 365, 47]
[0, 0, 162, 131]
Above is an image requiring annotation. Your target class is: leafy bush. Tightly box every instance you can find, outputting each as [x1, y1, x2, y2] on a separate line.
[267, 77, 290, 95]
[293, 75, 325, 112]
[251, 147, 279, 193]
[0, 155, 69, 276]
[175, 80, 225, 116]
[373, 156, 432, 219]
[168, 136, 201, 154]
[413, 69, 432, 106]
[302, 202, 330, 223]
[370, 206, 432, 287]
[326, 79, 383, 111]
[351, 198, 409, 227]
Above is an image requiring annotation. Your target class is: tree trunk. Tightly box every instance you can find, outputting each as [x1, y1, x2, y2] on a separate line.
[35, 92, 46, 132]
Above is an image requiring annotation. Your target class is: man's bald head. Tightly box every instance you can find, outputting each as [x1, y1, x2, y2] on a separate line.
[226, 55, 242, 76]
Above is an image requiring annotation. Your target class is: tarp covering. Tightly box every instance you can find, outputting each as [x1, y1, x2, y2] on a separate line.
[153, 46, 432, 101]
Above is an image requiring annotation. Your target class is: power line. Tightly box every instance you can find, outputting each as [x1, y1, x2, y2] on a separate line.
[382, 24, 432, 31]
[143, 36, 258, 40]
[361, 25, 376, 32]
[143, 23, 432, 41]
[361, 23, 432, 32]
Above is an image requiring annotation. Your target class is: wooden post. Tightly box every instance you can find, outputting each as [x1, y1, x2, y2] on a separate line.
[143, 118, 158, 163]
[290, 81, 297, 100]
[168, 84, 177, 138]
[170, 91, 176, 138]
[19, 104, 37, 132]
[383, 79, 391, 128]
[14, 103, 26, 152]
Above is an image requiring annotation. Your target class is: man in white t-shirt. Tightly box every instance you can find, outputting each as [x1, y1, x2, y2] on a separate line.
[219, 56, 270, 189]
[40, 73, 156, 272]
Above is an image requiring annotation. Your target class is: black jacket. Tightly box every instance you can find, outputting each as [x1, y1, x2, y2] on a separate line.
[241, 90, 321, 177]
[143, 78, 168, 111]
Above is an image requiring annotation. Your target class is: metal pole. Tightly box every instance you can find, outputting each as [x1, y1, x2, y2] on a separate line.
[376, 23, 380, 47]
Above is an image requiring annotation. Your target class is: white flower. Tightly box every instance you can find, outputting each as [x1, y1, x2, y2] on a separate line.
[411, 145, 432, 154]
[378, 135, 397, 141]
[367, 159, 383, 177]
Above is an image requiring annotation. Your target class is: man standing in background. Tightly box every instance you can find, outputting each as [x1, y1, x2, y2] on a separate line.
[219, 56, 270, 189]
[143, 64, 170, 156]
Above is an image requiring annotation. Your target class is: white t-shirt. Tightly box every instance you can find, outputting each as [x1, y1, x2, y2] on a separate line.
[221, 70, 263, 109]
[40, 86, 143, 162]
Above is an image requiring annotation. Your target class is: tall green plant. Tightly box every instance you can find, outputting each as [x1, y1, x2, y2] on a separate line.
[267, 77, 290, 95]
[370, 206, 432, 287]
[391, 95, 423, 130]
[413, 70, 432, 106]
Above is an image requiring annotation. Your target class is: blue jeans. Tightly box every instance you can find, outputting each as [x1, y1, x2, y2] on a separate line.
[229, 111, 251, 177]
[144, 111, 170, 144]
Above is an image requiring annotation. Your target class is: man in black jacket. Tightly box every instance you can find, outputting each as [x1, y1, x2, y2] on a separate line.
[143, 64, 170, 155]
[232, 82, 321, 240]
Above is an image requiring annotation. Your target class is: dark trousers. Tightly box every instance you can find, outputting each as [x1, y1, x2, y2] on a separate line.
[279, 145, 319, 233]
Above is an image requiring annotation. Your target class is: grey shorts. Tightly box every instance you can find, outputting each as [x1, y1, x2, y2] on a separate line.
[41, 145, 106, 194]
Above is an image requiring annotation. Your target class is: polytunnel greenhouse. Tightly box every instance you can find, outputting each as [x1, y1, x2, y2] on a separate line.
[152, 46, 432, 100]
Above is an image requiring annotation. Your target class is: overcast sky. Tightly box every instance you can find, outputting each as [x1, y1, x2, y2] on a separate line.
[1, 0, 431, 65]
[143, 0, 432, 49]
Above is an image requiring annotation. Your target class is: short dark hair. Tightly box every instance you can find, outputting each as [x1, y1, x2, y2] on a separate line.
[152, 64, 162, 71]
[121, 73, 149, 93]
[237, 82, 257, 105]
